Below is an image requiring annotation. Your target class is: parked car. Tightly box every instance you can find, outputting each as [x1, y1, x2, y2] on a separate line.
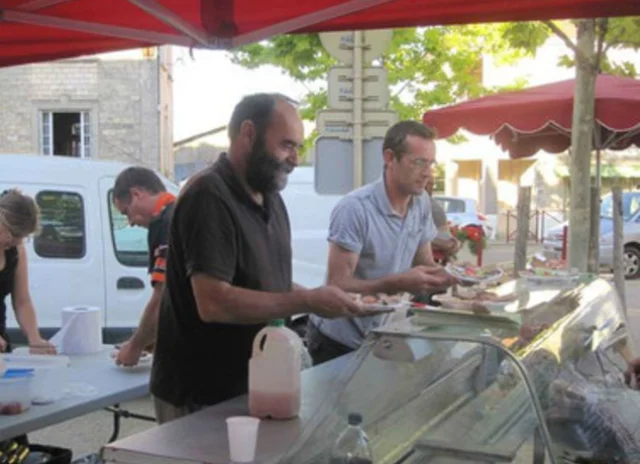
[1, 154, 179, 343]
[432, 195, 493, 238]
[543, 191, 640, 279]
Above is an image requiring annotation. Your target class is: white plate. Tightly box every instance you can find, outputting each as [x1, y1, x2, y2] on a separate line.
[520, 270, 579, 286]
[111, 349, 153, 371]
[361, 305, 397, 314]
[446, 265, 504, 284]
[360, 301, 411, 314]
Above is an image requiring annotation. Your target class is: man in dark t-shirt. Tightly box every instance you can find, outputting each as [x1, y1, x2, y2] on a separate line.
[150, 93, 364, 424]
[112, 167, 176, 367]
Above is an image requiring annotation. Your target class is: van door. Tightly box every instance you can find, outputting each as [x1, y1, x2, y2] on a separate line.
[98, 177, 152, 331]
[3, 184, 106, 331]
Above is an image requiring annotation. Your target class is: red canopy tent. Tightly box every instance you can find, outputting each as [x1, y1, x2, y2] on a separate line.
[1, 0, 640, 67]
[422, 74, 640, 158]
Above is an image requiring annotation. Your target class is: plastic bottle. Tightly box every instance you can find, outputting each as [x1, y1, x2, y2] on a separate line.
[329, 413, 374, 464]
[248, 319, 302, 419]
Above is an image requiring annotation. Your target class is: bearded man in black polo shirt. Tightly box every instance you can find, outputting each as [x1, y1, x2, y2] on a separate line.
[150, 93, 364, 424]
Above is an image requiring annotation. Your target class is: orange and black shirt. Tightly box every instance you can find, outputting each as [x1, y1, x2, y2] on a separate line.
[147, 192, 176, 286]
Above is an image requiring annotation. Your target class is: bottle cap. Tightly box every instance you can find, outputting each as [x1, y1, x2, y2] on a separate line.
[348, 413, 363, 426]
[268, 319, 285, 327]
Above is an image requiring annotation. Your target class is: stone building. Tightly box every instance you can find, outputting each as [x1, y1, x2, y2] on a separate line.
[0, 47, 173, 177]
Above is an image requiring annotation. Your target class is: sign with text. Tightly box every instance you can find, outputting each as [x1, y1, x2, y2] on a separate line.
[327, 67, 389, 110]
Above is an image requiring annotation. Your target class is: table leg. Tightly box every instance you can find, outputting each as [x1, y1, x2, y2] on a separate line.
[104, 404, 156, 443]
[107, 403, 122, 443]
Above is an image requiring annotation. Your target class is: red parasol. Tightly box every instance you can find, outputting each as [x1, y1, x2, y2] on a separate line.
[422, 74, 640, 158]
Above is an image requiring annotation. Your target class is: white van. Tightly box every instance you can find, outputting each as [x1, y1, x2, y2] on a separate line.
[279, 167, 341, 290]
[1, 154, 179, 343]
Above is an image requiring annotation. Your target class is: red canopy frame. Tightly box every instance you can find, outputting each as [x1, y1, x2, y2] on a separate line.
[1, 0, 640, 67]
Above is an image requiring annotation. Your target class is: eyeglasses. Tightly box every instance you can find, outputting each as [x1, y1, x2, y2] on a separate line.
[407, 157, 436, 170]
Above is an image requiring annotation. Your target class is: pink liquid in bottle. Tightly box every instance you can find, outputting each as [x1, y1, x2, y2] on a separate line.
[248, 388, 301, 419]
[248, 321, 302, 420]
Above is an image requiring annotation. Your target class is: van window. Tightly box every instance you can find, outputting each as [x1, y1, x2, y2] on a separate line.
[107, 191, 148, 267]
[34, 191, 85, 259]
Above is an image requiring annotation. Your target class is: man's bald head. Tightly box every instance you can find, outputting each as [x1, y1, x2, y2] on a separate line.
[228, 93, 298, 141]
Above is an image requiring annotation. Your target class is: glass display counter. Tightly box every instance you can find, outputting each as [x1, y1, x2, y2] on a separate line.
[281, 278, 640, 464]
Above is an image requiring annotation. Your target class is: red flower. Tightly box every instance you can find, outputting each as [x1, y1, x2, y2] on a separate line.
[463, 226, 482, 242]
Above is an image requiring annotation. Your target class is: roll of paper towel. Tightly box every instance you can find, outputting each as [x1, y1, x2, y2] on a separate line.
[50, 306, 103, 355]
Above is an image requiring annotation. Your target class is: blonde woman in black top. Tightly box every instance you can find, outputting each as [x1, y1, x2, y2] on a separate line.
[0, 189, 55, 355]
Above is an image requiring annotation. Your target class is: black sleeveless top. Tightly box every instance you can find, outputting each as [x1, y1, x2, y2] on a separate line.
[0, 247, 18, 335]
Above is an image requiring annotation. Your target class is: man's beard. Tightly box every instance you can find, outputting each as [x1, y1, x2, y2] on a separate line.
[245, 140, 293, 194]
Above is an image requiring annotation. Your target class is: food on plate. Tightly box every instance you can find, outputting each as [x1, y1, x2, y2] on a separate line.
[432, 294, 492, 315]
[361, 294, 378, 305]
[530, 253, 566, 270]
[521, 267, 573, 278]
[525, 254, 572, 277]
[446, 263, 503, 283]
[349, 292, 411, 306]
[454, 263, 491, 278]
[454, 286, 517, 303]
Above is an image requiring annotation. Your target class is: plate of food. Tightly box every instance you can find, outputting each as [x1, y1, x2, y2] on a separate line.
[519, 267, 579, 286]
[445, 263, 504, 285]
[350, 292, 412, 314]
[110, 347, 153, 371]
[431, 295, 492, 315]
[434, 284, 519, 314]
[529, 253, 567, 270]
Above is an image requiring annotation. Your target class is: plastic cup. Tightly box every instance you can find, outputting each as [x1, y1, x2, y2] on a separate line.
[226, 416, 260, 463]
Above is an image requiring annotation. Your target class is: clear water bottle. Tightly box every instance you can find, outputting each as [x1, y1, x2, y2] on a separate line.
[329, 413, 374, 464]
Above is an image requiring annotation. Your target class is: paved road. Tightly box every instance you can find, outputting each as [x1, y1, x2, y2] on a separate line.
[26, 241, 640, 460]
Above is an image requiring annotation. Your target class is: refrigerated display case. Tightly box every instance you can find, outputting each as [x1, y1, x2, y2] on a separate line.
[281, 278, 640, 464]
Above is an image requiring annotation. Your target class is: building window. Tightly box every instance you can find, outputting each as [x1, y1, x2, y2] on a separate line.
[40, 111, 92, 158]
[108, 190, 149, 267]
[34, 191, 86, 259]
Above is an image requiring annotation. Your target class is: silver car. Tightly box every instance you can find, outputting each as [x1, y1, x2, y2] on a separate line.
[543, 191, 640, 278]
[432, 195, 493, 238]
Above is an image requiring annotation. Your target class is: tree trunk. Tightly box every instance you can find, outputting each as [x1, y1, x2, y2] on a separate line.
[513, 186, 531, 275]
[588, 184, 600, 273]
[568, 20, 597, 273]
[613, 186, 626, 312]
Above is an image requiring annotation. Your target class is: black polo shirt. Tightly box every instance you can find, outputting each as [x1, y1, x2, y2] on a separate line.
[150, 154, 293, 407]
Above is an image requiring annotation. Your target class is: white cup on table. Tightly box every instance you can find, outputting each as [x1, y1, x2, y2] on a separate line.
[226, 416, 260, 462]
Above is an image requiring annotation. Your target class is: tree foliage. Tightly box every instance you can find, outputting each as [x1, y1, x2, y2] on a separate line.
[554, 17, 640, 76]
[229, 24, 549, 123]
[228, 18, 640, 158]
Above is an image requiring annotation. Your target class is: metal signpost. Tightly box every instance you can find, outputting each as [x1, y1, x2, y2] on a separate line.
[315, 30, 397, 194]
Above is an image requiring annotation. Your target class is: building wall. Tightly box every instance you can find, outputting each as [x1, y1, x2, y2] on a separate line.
[174, 143, 223, 182]
[0, 56, 160, 170]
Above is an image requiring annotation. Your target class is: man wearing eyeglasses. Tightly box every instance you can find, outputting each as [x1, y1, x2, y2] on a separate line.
[307, 120, 457, 365]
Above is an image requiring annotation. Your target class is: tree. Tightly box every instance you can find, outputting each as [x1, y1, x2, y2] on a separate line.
[538, 17, 640, 273]
[228, 24, 549, 137]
